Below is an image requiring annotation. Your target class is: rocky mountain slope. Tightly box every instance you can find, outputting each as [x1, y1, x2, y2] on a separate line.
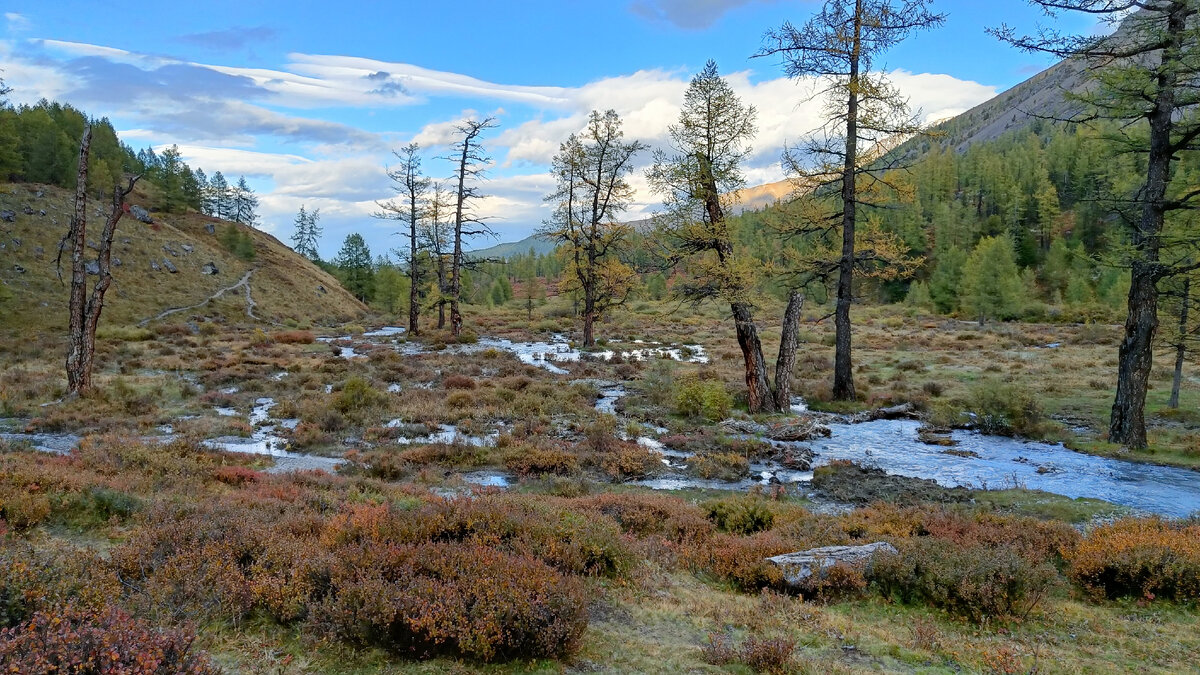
[0, 182, 366, 332]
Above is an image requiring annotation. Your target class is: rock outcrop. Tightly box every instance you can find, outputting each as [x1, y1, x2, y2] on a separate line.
[767, 542, 898, 588]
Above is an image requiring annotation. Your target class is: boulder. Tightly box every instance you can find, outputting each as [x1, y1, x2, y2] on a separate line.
[112, 258, 121, 267]
[163, 244, 178, 257]
[35, 190, 44, 198]
[182, 244, 194, 254]
[204, 223, 215, 235]
[163, 259, 178, 273]
[13, 264, 25, 274]
[0, 210, 14, 222]
[22, 205, 33, 215]
[150, 261, 161, 272]
[847, 402, 918, 424]
[201, 262, 219, 275]
[316, 285, 327, 294]
[766, 542, 898, 588]
[130, 205, 153, 223]
[719, 419, 765, 435]
[85, 260, 100, 275]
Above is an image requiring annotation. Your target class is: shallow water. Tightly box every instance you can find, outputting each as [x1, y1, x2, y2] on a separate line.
[201, 397, 343, 474]
[804, 420, 1200, 518]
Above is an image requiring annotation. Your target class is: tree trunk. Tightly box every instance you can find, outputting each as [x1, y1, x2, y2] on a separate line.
[1110, 7, 1183, 449]
[409, 198, 420, 336]
[732, 301, 775, 414]
[1169, 276, 1189, 409]
[832, 1, 863, 402]
[65, 126, 93, 395]
[582, 282, 596, 347]
[773, 291, 805, 412]
[450, 144, 469, 337]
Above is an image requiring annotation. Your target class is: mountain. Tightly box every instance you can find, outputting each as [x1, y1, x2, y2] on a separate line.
[0, 183, 366, 333]
[468, 233, 558, 259]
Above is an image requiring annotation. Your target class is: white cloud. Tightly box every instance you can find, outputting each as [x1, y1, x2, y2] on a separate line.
[4, 13, 30, 32]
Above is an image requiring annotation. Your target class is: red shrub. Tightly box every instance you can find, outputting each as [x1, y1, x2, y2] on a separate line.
[0, 605, 218, 674]
[273, 330, 315, 344]
[312, 542, 587, 661]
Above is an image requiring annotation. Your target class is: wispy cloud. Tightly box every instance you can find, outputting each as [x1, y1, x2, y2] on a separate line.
[4, 13, 31, 32]
[179, 25, 276, 51]
[629, 0, 787, 29]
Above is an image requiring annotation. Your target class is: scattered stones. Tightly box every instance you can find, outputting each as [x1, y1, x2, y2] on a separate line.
[9, 238, 19, 248]
[182, 244, 194, 253]
[0, 210, 14, 222]
[163, 244, 179, 257]
[85, 260, 100, 275]
[87, 240, 100, 251]
[163, 259, 178, 273]
[941, 448, 981, 459]
[204, 223, 215, 235]
[766, 542, 899, 588]
[34, 246, 44, 259]
[317, 285, 327, 294]
[130, 205, 153, 223]
[38, 209, 46, 217]
[112, 258, 122, 267]
[201, 262, 219, 275]
[917, 425, 957, 447]
[12, 264, 25, 274]
[35, 190, 44, 198]
[22, 205, 33, 215]
[150, 261, 161, 272]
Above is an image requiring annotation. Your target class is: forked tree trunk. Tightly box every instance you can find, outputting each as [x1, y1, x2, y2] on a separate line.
[1169, 276, 1190, 409]
[64, 125, 136, 395]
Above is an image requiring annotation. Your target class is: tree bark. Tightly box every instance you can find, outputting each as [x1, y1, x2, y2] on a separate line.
[1110, 5, 1185, 449]
[65, 126, 93, 395]
[733, 301, 775, 414]
[408, 191, 420, 336]
[1169, 276, 1189, 409]
[832, 0, 863, 403]
[773, 291, 805, 412]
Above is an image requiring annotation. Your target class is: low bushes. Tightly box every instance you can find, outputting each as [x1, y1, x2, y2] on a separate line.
[505, 444, 580, 476]
[968, 379, 1043, 436]
[0, 605, 219, 674]
[872, 538, 1059, 622]
[1066, 518, 1200, 601]
[703, 632, 796, 674]
[675, 377, 733, 421]
[312, 542, 587, 662]
[686, 451, 750, 481]
[706, 497, 775, 535]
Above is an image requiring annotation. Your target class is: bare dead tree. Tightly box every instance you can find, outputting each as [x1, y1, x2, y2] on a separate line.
[60, 125, 140, 395]
[375, 143, 430, 335]
[420, 181, 454, 328]
[446, 117, 498, 336]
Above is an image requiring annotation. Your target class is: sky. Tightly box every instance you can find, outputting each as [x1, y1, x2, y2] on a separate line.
[0, 1, 1097, 259]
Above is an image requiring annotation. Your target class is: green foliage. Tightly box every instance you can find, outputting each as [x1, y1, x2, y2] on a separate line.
[333, 376, 386, 416]
[961, 235, 1025, 322]
[904, 280, 932, 309]
[373, 265, 408, 315]
[675, 378, 733, 421]
[968, 378, 1043, 436]
[335, 233, 374, 302]
[928, 245, 967, 313]
[705, 497, 775, 535]
[219, 223, 255, 261]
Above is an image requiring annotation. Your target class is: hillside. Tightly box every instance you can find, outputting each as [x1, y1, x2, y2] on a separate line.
[468, 233, 557, 259]
[0, 182, 366, 332]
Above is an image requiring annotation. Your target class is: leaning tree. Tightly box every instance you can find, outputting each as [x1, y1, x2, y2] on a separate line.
[647, 61, 805, 414]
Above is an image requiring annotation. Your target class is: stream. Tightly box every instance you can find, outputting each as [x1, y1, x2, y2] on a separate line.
[4, 327, 1200, 517]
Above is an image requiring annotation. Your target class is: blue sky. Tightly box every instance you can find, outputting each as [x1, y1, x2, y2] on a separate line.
[1, 1, 1095, 259]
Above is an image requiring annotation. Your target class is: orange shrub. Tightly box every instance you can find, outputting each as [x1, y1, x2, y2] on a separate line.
[273, 330, 315, 344]
[311, 542, 587, 661]
[442, 374, 477, 390]
[597, 442, 663, 480]
[505, 445, 580, 477]
[693, 531, 792, 591]
[0, 542, 120, 628]
[1066, 517, 1200, 601]
[577, 493, 714, 542]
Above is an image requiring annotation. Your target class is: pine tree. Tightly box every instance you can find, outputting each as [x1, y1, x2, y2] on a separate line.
[335, 233, 374, 302]
[960, 236, 1024, 324]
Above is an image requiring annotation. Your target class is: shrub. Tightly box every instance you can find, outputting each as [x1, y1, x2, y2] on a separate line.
[695, 532, 791, 591]
[706, 497, 775, 535]
[578, 493, 713, 542]
[968, 379, 1042, 436]
[333, 376, 386, 415]
[871, 538, 1059, 622]
[274, 330, 316, 344]
[686, 451, 750, 481]
[0, 605, 219, 674]
[1066, 517, 1200, 601]
[312, 542, 587, 662]
[797, 562, 868, 602]
[0, 543, 119, 628]
[505, 445, 580, 477]
[442, 374, 477, 390]
[0, 488, 50, 530]
[702, 632, 796, 674]
[598, 443, 663, 480]
[675, 378, 733, 421]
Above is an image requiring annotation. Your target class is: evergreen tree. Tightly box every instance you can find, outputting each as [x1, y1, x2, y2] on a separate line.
[231, 176, 259, 226]
[335, 233, 374, 302]
[291, 205, 322, 260]
[929, 245, 967, 314]
[960, 236, 1024, 324]
[208, 171, 231, 219]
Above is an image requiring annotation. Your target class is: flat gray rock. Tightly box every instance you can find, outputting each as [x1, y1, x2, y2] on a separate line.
[767, 542, 898, 587]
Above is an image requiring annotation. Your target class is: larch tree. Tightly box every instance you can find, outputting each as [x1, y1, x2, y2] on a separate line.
[231, 176, 259, 227]
[994, 1, 1200, 449]
[758, 0, 945, 402]
[1162, 269, 1197, 409]
[446, 118, 498, 336]
[647, 60, 805, 414]
[375, 143, 430, 335]
[335, 233, 374, 302]
[58, 125, 140, 395]
[291, 205, 322, 261]
[540, 110, 644, 347]
[420, 181, 455, 329]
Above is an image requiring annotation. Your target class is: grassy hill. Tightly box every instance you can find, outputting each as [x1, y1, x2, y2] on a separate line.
[0, 182, 366, 333]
